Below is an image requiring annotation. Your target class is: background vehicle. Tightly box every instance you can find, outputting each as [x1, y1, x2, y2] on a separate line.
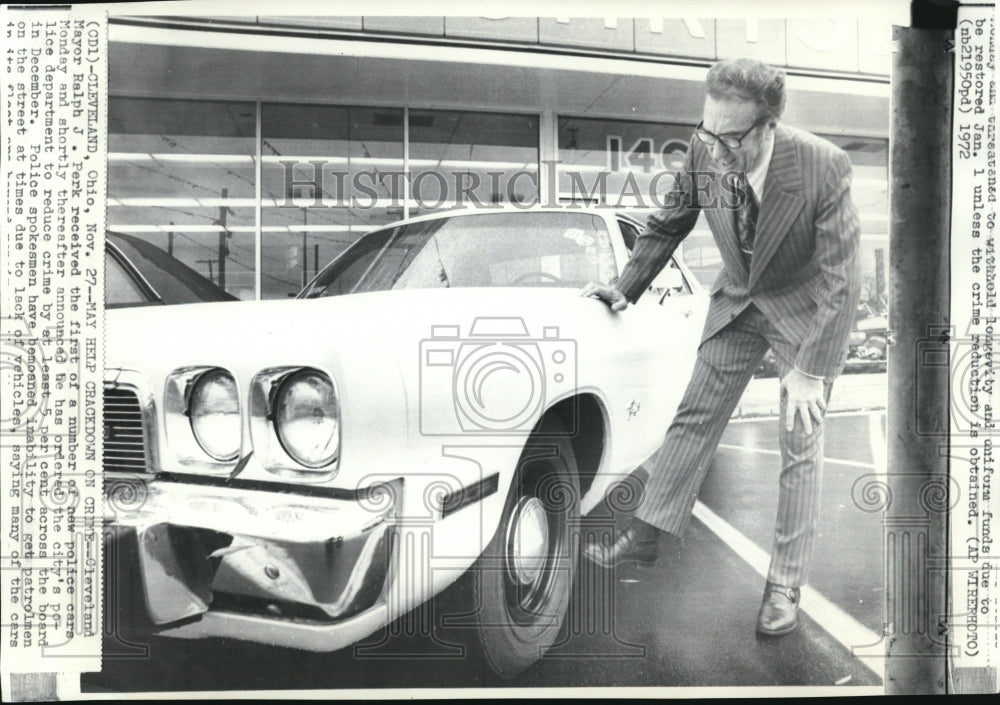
[106, 230, 237, 308]
[102, 208, 708, 676]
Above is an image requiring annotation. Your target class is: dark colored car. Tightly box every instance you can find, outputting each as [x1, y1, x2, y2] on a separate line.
[105, 231, 237, 308]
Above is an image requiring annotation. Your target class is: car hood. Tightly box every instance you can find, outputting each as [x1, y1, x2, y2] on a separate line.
[106, 287, 616, 465]
[106, 286, 611, 384]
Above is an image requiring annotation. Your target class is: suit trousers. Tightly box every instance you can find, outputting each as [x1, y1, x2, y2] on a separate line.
[633, 303, 833, 587]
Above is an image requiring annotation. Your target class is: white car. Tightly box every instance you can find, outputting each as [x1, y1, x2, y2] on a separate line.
[103, 207, 708, 676]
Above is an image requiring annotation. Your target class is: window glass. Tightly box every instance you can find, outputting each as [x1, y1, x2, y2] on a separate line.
[105, 248, 155, 307]
[820, 134, 889, 315]
[617, 219, 641, 252]
[408, 110, 539, 213]
[559, 115, 719, 290]
[302, 212, 616, 298]
[108, 97, 257, 299]
[558, 115, 691, 209]
[261, 104, 404, 299]
[654, 259, 693, 298]
[559, 116, 889, 314]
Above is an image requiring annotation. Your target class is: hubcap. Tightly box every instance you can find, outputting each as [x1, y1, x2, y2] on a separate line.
[507, 496, 550, 585]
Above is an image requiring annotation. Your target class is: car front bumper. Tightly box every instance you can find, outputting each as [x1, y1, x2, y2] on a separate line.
[104, 474, 399, 651]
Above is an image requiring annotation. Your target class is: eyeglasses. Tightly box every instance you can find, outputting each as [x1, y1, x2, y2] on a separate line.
[695, 117, 766, 150]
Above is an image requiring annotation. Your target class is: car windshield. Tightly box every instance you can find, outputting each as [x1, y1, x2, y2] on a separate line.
[300, 212, 617, 298]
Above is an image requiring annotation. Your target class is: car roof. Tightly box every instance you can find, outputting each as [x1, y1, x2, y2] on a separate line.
[373, 205, 638, 226]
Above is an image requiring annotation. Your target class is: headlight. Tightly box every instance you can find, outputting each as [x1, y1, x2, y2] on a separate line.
[273, 369, 340, 468]
[188, 368, 241, 461]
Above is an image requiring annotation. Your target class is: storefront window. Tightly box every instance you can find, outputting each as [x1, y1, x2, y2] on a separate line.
[260, 104, 404, 299]
[557, 116, 889, 308]
[108, 98, 257, 299]
[109, 99, 542, 300]
[557, 115, 692, 209]
[109, 100, 885, 309]
[408, 110, 539, 212]
[821, 134, 889, 314]
[558, 115, 718, 285]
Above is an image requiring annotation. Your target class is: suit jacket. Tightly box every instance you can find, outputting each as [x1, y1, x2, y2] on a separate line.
[616, 123, 862, 380]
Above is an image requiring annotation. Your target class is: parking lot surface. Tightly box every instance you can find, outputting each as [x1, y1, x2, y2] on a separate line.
[83, 405, 887, 694]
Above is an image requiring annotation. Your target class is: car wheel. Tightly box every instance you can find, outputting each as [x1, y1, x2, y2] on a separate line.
[449, 423, 581, 678]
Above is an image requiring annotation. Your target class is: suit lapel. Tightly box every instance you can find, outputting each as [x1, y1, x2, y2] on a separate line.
[706, 175, 749, 280]
[748, 127, 805, 289]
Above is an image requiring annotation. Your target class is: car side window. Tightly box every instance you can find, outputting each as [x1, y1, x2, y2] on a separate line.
[654, 259, 693, 299]
[618, 219, 640, 254]
[617, 219, 692, 299]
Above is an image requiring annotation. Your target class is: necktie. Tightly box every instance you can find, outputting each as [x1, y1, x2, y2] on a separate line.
[735, 172, 759, 261]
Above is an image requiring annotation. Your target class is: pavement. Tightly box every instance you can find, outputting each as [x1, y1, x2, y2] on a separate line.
[733, 372, 887, 419]
[84, 412, 887, 693]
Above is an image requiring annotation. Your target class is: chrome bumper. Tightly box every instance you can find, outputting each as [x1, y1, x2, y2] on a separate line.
[105, 475, 398, 633]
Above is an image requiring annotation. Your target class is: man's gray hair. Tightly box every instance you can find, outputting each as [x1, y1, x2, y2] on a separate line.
[706, 58, 786, 123]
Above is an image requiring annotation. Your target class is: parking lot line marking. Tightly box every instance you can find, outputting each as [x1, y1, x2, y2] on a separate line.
[691, 501, 885, 682]
[869, 412, 887, 474]
[717, 444, 876, 470]
[730, 409, 885, 423]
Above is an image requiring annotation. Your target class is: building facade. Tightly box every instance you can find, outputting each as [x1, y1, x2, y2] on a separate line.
[107, 15, 889, 304]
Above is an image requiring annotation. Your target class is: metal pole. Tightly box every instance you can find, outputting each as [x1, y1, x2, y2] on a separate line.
[197, 259, 214, 283]
[255, 100, 262, 301]
[302, 207, 308, 289]
[884, 24, 951, 694]
[218, 187, 229, 290]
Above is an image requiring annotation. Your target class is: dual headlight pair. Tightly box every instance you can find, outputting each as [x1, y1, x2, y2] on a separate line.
[173, 367, 339, 471]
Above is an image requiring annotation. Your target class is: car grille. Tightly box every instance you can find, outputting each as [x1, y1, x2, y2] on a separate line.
[103, 386, 148, 472]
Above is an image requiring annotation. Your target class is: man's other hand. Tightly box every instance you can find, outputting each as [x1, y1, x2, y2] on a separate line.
[781, 368, 826, 434]
[580, 282, 629, 312]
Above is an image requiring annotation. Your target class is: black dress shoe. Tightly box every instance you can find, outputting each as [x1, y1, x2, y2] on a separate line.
[583, 525, 659, 568]
[756, 582, 801, 636]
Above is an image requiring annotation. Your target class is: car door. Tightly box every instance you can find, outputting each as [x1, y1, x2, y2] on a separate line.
[609, 217, 708, 462]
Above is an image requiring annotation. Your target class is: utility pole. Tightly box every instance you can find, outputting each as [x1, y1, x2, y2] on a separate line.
[884, 22, 949, 695]
[215, 187, 233, 290]
[196, 259, 214, 283]
[302, 207, 308, 289]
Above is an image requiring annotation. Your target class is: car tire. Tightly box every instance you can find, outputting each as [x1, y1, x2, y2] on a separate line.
[446, 421, 581, 678]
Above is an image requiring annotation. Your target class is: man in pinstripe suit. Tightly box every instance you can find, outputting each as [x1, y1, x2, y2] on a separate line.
[581, 58, 861, 636]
